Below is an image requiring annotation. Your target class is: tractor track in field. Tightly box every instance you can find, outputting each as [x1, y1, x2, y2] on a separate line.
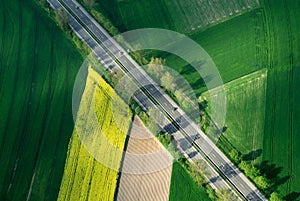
[0, 9, 7, 149]
[44, 34, 58, 201]
[262, 0, 299, 194]
[1, 3, 24, 195]
[84, 157, 96, 200]
[4, 1, 25, 196]
[25, 18, 58, 200]
[0, 5, 19, 156]
[44, 41, 72, 201]
[8, 11, 41, 198]
[0, 9, 6, 98]
[283, 0, 294, 192]
[262, 0, 276, 162]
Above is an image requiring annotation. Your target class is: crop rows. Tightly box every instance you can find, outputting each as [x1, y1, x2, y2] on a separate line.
[261, 0, 300, 196]
[164, 0, 259, 32]
[94, 0, 259, 34]
[202, 69, 267, 160]
[0, 0, 82, 200]
[58, 68, 132, 201]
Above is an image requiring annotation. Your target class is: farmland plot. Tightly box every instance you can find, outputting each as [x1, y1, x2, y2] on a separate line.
[117, 116, 173, 201]
[94, 0, 259, 33]
[0, 0, 82, 200]
[169, 162, 211, 201]
[148, 9, 267, 96]
[202, 69, 267, 161]
[261, 0, 300, 197]
[58, 67, 132, 201]
[164, 0, 260, 33]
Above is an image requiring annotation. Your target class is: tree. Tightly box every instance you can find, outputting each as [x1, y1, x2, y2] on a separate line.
[37, 0, 49, 8]
[207, 186, 217, 200]
[248, 165, 260, 178]
[55, 9, 69, 32]
[147, 107, 162, 135]
[229, 149, 241, 164]
[195, 160, 211, 178]
[131, 44, 147, 64]
[187, 160, 211, 186]
[83, 0, 95, 8]
[147, 57, 164, 79]
[216, 189, 238, 201]
[189, 163, 206, 185]
[167, 143, 181, 161]
[161, 72, 176, 91]
[269, 192, 284, 201]
[254, 175, 270, 190]
[174, 89, 194, 114]
[238, 161, 260, 179]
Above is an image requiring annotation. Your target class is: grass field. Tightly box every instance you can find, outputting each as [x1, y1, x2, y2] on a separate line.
[93, 0, 259, 34]
[69, 0, 300, 199]
[2, 0, 299, 200]
[202, 69, 267, 162]
[82, 0, 300, 198]
[58, 68, 132, 201]
[120, 8, 267, 96]
[159, 9, 266, 95]
[261, 0, 300, 198]
[83, 0, 267, 96]
[169, 162, 211, 201]
[0, 0, 82, 200]
[201, 0, 300, 198]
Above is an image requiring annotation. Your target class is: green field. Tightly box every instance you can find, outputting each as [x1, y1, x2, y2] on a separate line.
[200, 0, 300, 197]
[86, 0, 300, 199]
[203, 69, 267, 159]
[159, 9, 266, 95]
[93, 0, 259, 33]
[0, 0, 82, 200]
[190, 9, 266, 84]
[261, 0, 300, 198]
[169, 162, 211, 201]
[2, 0, 300, 200]
[123, 8, 267, 96]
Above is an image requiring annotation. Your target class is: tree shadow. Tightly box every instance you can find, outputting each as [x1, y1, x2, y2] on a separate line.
[199, 100, 208, 110]
[188, 151, 198, 159]
[242, 149, 262, 161]
[284, 192, 300, 201]
[177, 138, 192, 151]
[180, 64, 197, 75]
[163, 122, 178, 134]
[191, 77, 206, 90]
[178, 62, 209, 94]
[217, 126, 228, 134]
[258, 160, 290, 193]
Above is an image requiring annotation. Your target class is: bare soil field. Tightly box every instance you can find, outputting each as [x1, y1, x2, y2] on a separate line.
[117, 116, 173, 201]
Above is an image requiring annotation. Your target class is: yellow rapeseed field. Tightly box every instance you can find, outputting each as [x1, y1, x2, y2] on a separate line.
[58, 67, 132, 201]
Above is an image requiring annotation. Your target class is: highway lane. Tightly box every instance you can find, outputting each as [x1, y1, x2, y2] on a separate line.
[47, 0, 267, 200]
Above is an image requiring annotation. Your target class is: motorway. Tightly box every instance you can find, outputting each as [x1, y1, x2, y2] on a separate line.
[47, 0, 267, 200]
